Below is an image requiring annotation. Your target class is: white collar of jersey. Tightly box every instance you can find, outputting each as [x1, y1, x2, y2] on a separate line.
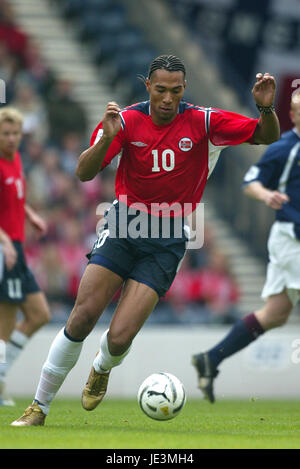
[292, 127, 300, 138]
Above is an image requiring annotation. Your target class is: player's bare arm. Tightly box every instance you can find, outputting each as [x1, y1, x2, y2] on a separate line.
[76, 102, 121, 181]
[0, 228, 17, 270]
[25, 204, 47, 239]
[244, 181, 290, 210]
[251, 73, 280, 145]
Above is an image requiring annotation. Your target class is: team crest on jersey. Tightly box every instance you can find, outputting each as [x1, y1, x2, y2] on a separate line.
[178, 138, 193, 152]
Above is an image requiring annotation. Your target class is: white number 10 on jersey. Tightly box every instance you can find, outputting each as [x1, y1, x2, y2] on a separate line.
[151, 149, 175, 172]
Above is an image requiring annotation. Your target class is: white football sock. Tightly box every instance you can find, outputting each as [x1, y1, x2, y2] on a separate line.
[34, 327, 83, 415]
[0, 330, 28, 383]
[93, 329, 131, 374]
[0, 348, 7, 384]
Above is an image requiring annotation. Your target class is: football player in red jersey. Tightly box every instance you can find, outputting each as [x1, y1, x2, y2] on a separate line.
[12, 55, 279, 426]
[0, 107, 50, 406]
[0, 228, 17, 274]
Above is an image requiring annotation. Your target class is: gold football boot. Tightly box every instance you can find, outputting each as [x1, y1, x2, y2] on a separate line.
[10, 402, 46, 427]
[81, 366, 110, 411]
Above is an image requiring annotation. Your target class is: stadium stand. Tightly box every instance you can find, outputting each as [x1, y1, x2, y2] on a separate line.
[1, 0, 261, 323]
[5, 0, 299, 324]
[58, 0, 158, 104]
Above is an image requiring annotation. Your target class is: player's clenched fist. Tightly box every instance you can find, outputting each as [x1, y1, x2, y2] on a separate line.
[102, 102, 122, 140]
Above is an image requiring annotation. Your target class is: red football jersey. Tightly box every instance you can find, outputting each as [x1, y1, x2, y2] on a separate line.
[90, 101, 258, 215]
[0, 151, 26, 241]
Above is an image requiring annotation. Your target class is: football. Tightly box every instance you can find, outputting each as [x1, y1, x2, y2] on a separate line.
[137, 372, 186, 420]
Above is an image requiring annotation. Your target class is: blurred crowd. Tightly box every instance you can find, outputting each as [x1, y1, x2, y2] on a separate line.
[0, 0, 241, 324]
[164, 226, 240, 325]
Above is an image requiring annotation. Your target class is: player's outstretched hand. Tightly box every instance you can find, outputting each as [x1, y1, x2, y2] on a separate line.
[264, 190, 289, 210]
[252, 73, 276, 107]
[102, 102, 122, 140]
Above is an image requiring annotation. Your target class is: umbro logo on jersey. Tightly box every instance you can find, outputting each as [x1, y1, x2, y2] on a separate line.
[130, 141, 148, 147]
[179, 138, 193, 152]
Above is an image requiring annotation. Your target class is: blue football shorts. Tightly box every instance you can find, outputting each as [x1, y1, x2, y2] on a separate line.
[87, 201, 187, 297]
[0, 241, 41, 303]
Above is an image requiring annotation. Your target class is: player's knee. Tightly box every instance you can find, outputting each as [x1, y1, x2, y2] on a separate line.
[270, 310, 290, 328]
[29, 305, 51, 330]
[108, 329, 132, 355]
[67, 301, 100, 340]
[39, 305, 51, 326]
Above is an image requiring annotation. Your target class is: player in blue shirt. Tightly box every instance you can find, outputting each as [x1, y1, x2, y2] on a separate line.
[192, 92, 300, 402]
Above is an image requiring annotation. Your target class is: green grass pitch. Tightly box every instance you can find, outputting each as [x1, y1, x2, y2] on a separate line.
[1, 398, 300, 449]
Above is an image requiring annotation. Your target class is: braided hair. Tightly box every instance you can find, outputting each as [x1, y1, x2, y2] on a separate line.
[138, 55, 186, 84]
[148, 55, 186, 80]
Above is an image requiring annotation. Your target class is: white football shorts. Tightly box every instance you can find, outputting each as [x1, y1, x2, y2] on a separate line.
[262, 221, 300, 306]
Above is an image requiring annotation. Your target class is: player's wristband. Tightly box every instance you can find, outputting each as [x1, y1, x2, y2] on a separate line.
[256, 104, 275, 114]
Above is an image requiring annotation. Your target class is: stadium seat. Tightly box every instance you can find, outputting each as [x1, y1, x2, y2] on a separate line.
[85, 0, 119, 9]
[93, 28, 143, 65]
[79, 9, 127, 41]
[62, 0, 115, 18]
[109, 47, 156, 87]
[125, 73, 149, 103]
[61, 0, 83, 18]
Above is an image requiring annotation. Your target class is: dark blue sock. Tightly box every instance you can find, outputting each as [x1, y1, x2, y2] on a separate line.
[207, 313, 265, 369]
[63, 327, 84, 343]
[34, 399, 44, 406]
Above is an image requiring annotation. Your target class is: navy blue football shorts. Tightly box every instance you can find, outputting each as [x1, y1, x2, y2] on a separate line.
[87, 201, 187, 297]
[0, 241, 40, 303]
